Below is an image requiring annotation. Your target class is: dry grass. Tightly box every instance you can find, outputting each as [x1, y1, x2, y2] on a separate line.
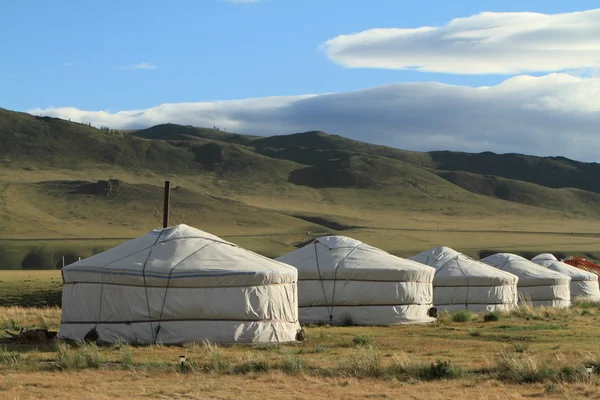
[1, 304, 600, 398]
[3, 164, 600, 261]
[0, 306, 61, 330]
[4, 371, 594, 400]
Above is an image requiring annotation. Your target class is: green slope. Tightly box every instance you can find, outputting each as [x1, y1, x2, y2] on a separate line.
[3, 108, 600, 269]
[438, 171, 600, 217]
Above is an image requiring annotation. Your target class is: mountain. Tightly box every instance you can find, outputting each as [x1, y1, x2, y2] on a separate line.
[130, 123, 600, 196]
[3, 107, 600, 268]
[4, 107, 600, 216]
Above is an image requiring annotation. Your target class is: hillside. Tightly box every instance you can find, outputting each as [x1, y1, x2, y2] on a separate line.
[430, 151, 600, 194]
[131, 123, 600, 195]
[3, 107, 600, 268]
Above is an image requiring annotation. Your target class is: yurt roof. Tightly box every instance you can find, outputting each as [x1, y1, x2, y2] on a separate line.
[410, 246, 518, 285]
[276, 236, 434, 282]
[532, 253, 598, 281]
[481, 253, 571, 286]
[62, 224, 296, 287]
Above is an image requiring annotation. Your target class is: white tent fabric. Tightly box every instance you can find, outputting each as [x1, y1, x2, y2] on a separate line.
[276, 236, 435, 325]
[531, 253, 600, 302]
[59, 224, 300, 344]
[480, 253, 571, 308]
[409, 246, 519, 312]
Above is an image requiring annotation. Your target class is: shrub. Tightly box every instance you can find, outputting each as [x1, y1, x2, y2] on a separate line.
[451, 310, 473, 323]
[352, 334, 373, 346]
[483, 311, 501, 322]
[581, 310, 594, 317]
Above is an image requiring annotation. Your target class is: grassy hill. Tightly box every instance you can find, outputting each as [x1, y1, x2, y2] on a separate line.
[3, 107, 600, 269]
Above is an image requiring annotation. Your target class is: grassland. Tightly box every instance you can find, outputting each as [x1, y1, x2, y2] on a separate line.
[3, 160, 600, 269]
[3, 299, 600, 399]
[0, 270, 62, 307]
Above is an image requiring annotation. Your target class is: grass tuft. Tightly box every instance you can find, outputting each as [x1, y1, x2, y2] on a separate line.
[388, 353, 463, 381]
[424, 359, 463, 379]
[203, 341, 229, 373]
[483, 311, 501, 322]
[281, 350, 306, 374]
[512, 343, 529, 353]
[572, 299, 600, 310]
[451, 310, 473, 323]
[352, 333, 373, 346]
[119, 344, 134, 370]
[0, 347, 21, 365]
[340, 346, 383, 378]
[496, 351, 557, 383]
[232, 354, 271, 375]
[56, 341, 102, 370]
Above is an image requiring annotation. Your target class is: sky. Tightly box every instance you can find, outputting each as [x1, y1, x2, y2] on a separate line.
[2, 0, 600, 161]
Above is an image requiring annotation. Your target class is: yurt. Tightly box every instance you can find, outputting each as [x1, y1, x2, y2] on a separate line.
[532, 253, 600, 302]
[276, 236, 436, 325]
[409, 246, 519, 312]
[564, 256, 600, 277]
[480, 253, 571, 308]
[59, 224, 300, 344]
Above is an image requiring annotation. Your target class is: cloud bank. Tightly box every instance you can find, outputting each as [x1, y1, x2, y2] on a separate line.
[29, 73, 600, 162]
[322, 9, 600, 74]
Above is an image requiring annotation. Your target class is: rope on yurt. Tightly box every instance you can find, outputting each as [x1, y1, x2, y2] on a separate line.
[91, 236, 165, 339]
[140, 228, 169, 343]
[152, 242, 215, 344]
[329, 244, 361, 324]
[454, 255, 470, 309]
[314, 242, 333, 322]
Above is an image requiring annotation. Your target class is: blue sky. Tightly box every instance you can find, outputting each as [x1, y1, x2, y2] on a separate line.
[2, 1, 600, 160]
[1, 0, 598, 111]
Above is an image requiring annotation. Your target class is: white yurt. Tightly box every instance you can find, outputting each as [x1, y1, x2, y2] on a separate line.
[480, 253, 571, 308]
[531, 253, 600, 302]
[59, 224, 300, 344]
[276, 236, 436, 325]
[409, 246, 519, 312]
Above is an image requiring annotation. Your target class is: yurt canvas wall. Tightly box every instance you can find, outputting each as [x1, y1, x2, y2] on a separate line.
[481, 253, 571, 308]
[276, 236, 435, 326]
[409, 246, 518, 312]
[532, 253, 600, 302]
[59, 224, 300, 344]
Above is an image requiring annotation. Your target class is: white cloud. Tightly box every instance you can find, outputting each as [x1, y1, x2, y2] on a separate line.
[62, 62, 75, 67]
[115, 62, 157, 70]
[28, 73, 600, 162]
[321, 9, 600, 75]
